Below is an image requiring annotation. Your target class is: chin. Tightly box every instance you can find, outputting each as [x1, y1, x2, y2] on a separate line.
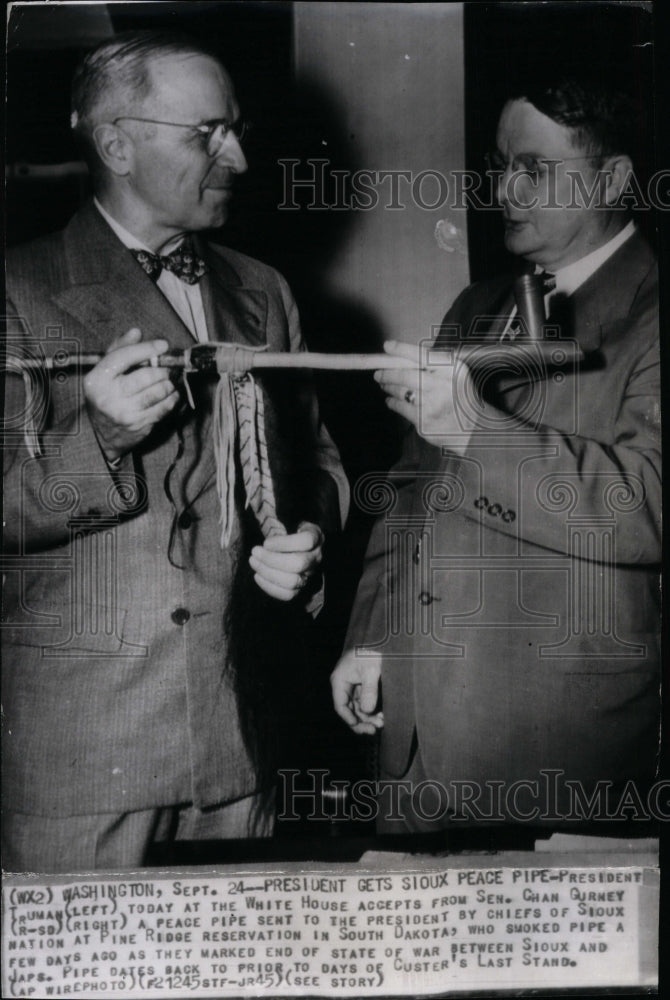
[212, 209, 229, 230]
[504, 230, 538, 259]
[196, 208, 229, 231]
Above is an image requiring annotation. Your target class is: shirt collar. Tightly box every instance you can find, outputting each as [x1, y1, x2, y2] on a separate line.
[94, 198, 185, 256]
[543, 220, 636, 298]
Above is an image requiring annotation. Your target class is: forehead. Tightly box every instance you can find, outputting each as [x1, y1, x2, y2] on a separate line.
[142, 52, 237, 120]
[496, 98, 583, 156]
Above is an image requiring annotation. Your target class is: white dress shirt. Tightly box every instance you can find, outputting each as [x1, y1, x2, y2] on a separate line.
[94, 198, 209, 342]
[500, 220, 636, 338]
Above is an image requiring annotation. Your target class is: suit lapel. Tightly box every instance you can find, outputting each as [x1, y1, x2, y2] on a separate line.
[195, 238, 268, 347]
[53, 202, 195, 352]
[548, 229, 655, 353]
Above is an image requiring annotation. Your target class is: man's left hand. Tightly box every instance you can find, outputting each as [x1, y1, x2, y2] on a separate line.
[249, 522, 324, 601]
[375, 340, 478, 455]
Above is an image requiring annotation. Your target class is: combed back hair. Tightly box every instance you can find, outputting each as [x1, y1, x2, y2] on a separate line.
[507, 75, 640, 163]
[71, 30, 223, 174]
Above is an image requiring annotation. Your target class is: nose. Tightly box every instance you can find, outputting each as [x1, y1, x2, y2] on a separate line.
[496, 162, 514, 207]
[497, 164, 530, 211]
[215, 132, 248, 174]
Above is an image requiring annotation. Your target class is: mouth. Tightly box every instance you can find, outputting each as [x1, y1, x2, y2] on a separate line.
[203, 170, 235, 194]
[503, 216, 527, 230]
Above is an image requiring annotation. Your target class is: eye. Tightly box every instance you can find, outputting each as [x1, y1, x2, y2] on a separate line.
[515, 155, 541, 180]
[195, 127, 214, 146]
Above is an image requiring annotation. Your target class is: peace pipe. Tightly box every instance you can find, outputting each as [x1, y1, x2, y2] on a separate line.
[12, 339, 583, 373]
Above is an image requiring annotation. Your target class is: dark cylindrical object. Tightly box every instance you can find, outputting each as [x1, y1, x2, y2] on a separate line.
[513, 273, 545, 340]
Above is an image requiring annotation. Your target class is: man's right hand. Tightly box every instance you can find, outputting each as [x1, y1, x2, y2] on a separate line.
[331, 648, 384, 735]
[84, 327, 180, 462]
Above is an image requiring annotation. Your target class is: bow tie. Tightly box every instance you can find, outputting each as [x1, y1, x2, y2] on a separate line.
[130, 240, 207, 284]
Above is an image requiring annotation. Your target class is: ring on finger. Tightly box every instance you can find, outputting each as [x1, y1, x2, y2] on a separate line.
[404, 388, 416, 405]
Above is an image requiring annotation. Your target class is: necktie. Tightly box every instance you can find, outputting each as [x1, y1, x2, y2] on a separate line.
[540, 270, 556, 294]
[130, 240, 207, 284]
[501, 271, 556, 341]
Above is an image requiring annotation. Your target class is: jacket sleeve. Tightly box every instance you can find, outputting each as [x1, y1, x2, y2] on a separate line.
[343, 425, 424, 648]
[3, 304, 141, 553]
[438, 280, 661, 566]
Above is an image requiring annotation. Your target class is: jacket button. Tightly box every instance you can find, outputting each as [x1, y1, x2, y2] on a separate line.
[488, 502, 503, 517]
[178, 510, 194, 530]
[418, 591, 435, 606]
[474, 496, 488, 510]
[171, 607, 191, 626]
[502, 509, 516, 523]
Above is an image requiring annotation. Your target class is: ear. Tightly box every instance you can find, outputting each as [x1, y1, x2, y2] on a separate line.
[600, 154, 634, 206]
[92, 123, 134, 177]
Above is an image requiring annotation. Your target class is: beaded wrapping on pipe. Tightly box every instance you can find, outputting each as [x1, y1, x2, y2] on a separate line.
[183, 342, 270, 374]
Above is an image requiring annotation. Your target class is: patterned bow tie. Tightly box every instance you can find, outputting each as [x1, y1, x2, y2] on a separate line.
[130, 240, 207, 284]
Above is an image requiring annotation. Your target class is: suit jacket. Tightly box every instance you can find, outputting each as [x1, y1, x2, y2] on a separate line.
[346, 229, 661, 819]
[3, 201, 347, 818]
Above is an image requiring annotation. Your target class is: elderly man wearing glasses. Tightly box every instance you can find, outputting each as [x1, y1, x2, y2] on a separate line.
[332, 74, 660, 836]
[3, 30, 348, 872]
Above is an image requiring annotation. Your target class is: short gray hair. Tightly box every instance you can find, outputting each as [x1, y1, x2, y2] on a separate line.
[71, 30, 223, 174]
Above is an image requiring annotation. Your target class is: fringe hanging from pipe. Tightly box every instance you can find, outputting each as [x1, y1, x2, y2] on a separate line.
[213, 371, 286, 547]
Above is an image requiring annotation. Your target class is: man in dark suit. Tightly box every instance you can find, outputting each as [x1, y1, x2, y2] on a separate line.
[332, 76, 660, 832]
[3, 31, 348, 871]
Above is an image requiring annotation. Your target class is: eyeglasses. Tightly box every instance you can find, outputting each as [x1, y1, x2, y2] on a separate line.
[112, 116, 251, 156]
[484, 150, 603, 183]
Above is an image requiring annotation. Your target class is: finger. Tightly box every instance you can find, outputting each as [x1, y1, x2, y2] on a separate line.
[108, 327, 143, 351]
[249, 556, 303, 592]
[251, 546, 320, 573]
[350, 719, 382, 735]
[122, 367, 174, 395]
[375, 380, 422, 405]
[331, 676, 360, 728]
[385, 396, 419, 423]
[384, 339, 421, 362]
[133, 377, 180, 409]
[133, 388, 181, 426]
[352, 712, 384, 732]
[261, 529, 322, 553]
[374, 369, 421, 391]
[99, 339, 170, 377]
[252, 574, 297, 601]
[359, 674, 380, 714]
